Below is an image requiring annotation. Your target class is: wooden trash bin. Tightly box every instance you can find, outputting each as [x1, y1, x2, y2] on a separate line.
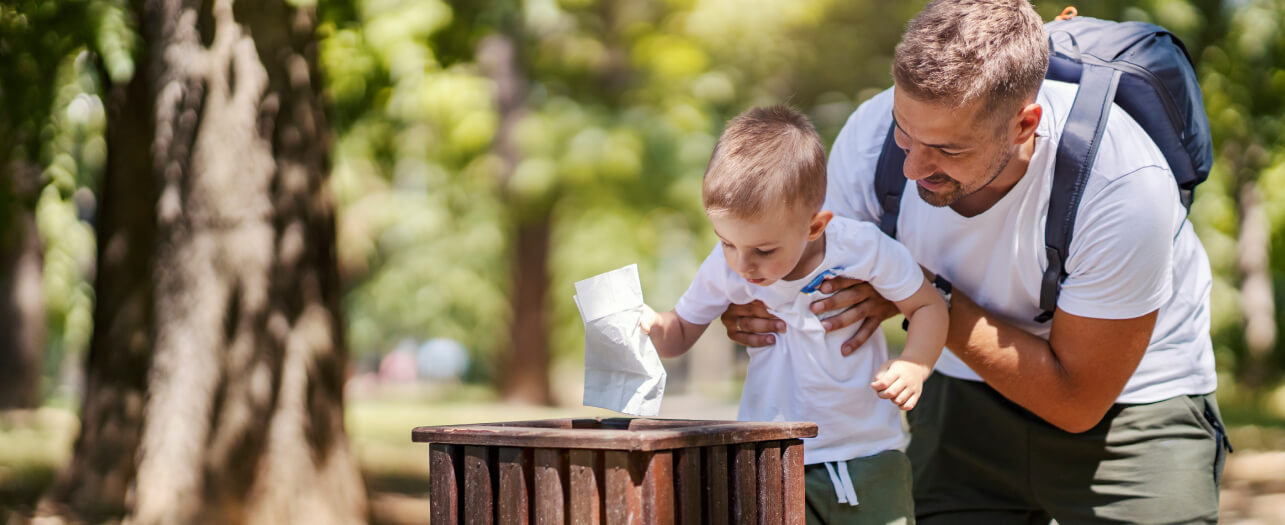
[413, 417, 818, 524]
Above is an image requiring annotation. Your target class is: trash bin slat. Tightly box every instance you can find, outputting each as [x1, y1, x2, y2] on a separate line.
[703, 445, 729, 525]
[430, 444, 461, 524]
[673, 447, 701, 525]
[604, 451, 643, 523]
[756, 442, 782, 524]
[499, 447, 532, 524]
[782, 440, 805, 525]
[569, 449, 602, 524]
[533, 448, 566, 524]
[642, 450, 674, 525]
[731, 443, 758, 524]
[465, 446, 495, 524]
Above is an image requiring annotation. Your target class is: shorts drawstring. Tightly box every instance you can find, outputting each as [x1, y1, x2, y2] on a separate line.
[823, 460, 859, 506]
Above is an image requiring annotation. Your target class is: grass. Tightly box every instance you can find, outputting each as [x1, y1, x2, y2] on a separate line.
[0, 389, 620, 521]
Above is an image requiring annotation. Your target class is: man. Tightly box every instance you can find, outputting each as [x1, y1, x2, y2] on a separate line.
[720, 0, 1226, 522]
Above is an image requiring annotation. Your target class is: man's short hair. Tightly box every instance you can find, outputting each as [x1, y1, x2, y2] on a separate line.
[702, 106, 827, 219]
[893, 0, 1049, 118]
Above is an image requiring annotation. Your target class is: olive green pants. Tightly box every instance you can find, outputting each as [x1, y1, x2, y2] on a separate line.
[804, 450, 915, 525]
[907, 373, 1230, 524]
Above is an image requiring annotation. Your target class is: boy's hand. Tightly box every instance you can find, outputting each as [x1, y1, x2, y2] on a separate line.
[871, 358, 932, 410]
[638, 304, 659, 334]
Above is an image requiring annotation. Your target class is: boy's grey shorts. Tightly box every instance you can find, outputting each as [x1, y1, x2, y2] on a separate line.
[907, 373, 1230, 525]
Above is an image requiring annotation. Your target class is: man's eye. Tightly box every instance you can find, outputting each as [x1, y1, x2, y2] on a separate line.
[940, 150, 962, 158]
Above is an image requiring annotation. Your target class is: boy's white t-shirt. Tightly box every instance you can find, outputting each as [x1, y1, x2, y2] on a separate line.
[674, 216, 924, 464]
[824, 80, 1217, 403]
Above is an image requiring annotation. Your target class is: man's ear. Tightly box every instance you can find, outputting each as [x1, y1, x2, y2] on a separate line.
[1013, 102, 1042, 144]
[808, 210, 834, 241]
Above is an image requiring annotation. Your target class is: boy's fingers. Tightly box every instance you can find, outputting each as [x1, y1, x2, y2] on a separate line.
[876, 380, 903, 400]
[902, 393, 921, 411]
[894, 388, 915, 407]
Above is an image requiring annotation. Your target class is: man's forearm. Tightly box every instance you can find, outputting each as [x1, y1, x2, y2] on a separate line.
[943, 290, 1140, 433]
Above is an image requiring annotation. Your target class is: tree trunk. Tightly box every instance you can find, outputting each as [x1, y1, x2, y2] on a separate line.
[479, 35, 554, 405]
[37, 43, 157, 522]
[42, 0, 367, 523]
[0, 161, 44, 410]
[1238, 180, 1276, 390]
[505, 218, 554, 404]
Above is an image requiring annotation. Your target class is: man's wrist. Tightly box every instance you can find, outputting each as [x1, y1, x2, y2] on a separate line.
[931, 275, 952, 312]
[903, 275, 953, 332]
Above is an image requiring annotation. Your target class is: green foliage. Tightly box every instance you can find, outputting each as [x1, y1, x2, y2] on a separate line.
[1, 0, 130, 396]
[10, 0, 1285, 406]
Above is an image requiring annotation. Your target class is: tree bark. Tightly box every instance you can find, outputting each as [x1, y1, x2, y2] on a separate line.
[479, 34, 555, 405]
[42, 0, 367, 523]
[0, 161, 44, 410]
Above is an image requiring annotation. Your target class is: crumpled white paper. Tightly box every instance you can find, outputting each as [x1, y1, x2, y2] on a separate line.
[573, 264, 666, 416]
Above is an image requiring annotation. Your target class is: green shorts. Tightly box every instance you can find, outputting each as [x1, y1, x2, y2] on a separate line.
[804, 449, 915, 525]
[907, 373, 1230, 524]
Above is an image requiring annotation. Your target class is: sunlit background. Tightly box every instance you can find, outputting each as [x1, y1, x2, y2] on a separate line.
[3, 0, 1284, 523]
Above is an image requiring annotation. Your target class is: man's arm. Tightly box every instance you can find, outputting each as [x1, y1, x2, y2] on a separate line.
[808, 276, 1156, 432]
[943, 288, 1156, 433]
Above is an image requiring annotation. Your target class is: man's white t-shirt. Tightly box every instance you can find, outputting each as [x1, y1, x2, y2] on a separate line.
[824, 80, 1217, 403]
[675, 216, 924, 463]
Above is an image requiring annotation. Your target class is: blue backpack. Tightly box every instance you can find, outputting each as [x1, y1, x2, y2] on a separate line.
[872, 8, 1214, 323]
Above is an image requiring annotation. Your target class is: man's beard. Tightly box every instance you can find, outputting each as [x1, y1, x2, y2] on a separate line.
[915, 146, 1016, 208]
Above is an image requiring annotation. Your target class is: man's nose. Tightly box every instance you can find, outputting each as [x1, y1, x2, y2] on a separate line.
[902, 147, 935, 181]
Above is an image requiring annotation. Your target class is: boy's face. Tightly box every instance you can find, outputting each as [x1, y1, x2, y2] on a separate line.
[708, 207, 828, 287]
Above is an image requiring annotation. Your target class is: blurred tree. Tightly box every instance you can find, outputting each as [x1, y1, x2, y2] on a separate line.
[1184, 0, 1285, 394]
[40, 0, 368, 522]
[0, 1, 81, 409]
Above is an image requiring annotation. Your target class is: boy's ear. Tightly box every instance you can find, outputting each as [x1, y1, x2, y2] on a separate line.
[808, 210, 834, 241]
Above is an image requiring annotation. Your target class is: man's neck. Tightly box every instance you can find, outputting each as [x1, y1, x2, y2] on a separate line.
[950, 133, 1038, 217]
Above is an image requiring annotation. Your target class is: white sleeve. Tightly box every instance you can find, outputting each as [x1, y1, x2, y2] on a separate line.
[824, 88, 896, 223]
[1057, 167, 1178, 319]
[673, 245, 734, 326]
[836, 221, 924, 303]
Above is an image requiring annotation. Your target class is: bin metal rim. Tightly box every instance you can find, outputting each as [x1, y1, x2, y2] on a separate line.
[412, 417, 818, 451]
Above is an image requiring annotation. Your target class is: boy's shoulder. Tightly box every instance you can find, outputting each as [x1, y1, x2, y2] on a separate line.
[825, 215, 890, 250]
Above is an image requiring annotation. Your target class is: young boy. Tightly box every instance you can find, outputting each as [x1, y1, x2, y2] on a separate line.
[641, 106, 947, 524]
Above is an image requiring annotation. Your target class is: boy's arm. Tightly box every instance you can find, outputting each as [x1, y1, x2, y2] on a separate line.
[641, 307, 710, 358]
[890, 278, 948, 366]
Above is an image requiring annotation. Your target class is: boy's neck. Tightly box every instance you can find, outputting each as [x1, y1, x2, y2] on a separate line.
[783, 231, 827, 282]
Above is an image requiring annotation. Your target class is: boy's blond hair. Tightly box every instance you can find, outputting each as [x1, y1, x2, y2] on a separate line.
[702, 106, 827, 220]
[893, 0, 1048, 124]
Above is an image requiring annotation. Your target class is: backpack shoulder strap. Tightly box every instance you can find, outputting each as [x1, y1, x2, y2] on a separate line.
[1037, 63, 1122, 323]
[874, 122, 907, 239]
